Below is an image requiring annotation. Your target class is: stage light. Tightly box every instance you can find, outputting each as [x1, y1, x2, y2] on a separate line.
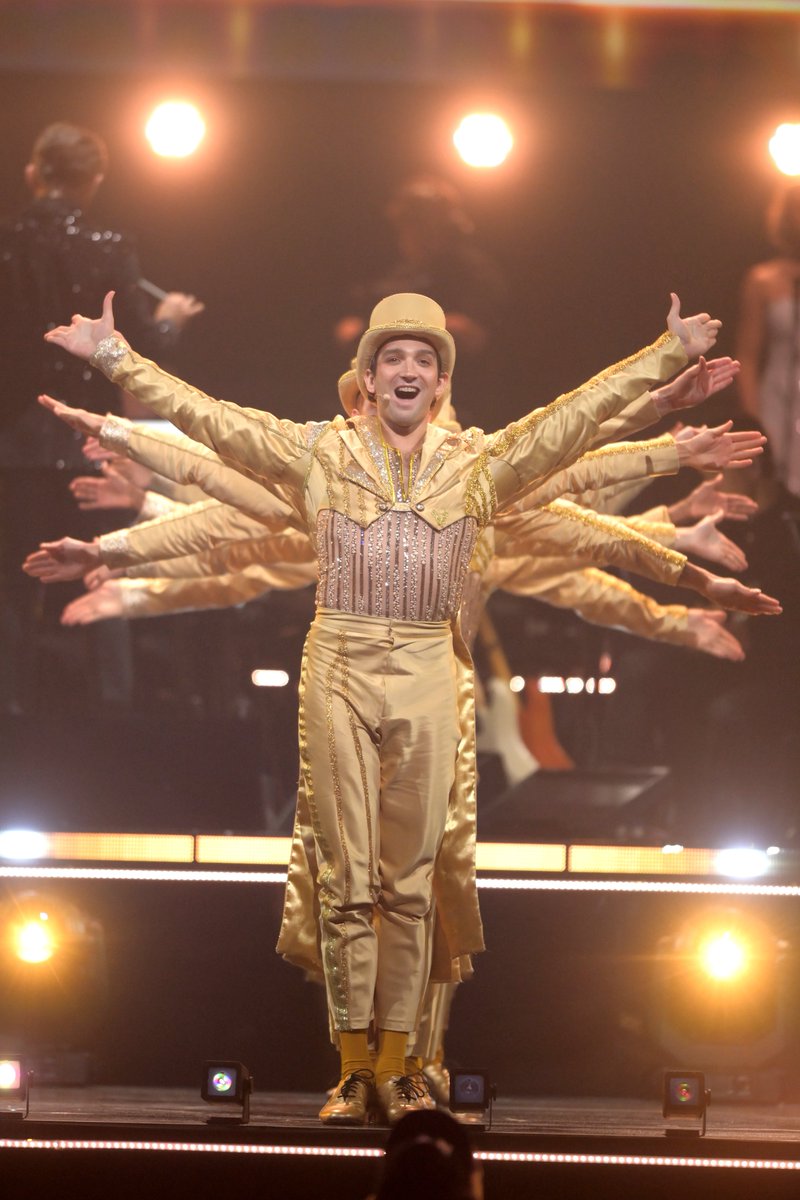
[251, 669, 289, 688]
[449, 1069, 496, 1129]
[509, 675, 525, 693]
[0, 1057, 31, 1119]
[650, 906, 790, 1101]
[714, 847, 769, 879]
[453, 113, 513, 169]
[0, 1059, 21, 1091]
[0, 891, 107, 1080]
[536, 675, 617, 695]
[12, 913, 55, 964]
[0, 830, 47, 861]
[538, 675, 565, 694]
[769, 123, 800, 177]
[145, 101, 206, 159]
[662, 1070, 709, 1137]
[201, 1061, 253, 1125]
[699, 930, 747, 982]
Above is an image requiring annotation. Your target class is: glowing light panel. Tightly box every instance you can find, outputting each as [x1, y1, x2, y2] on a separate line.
[453, 113, 513, 169]
[146, 102, 206, 159]
[0, 830, 48, 861]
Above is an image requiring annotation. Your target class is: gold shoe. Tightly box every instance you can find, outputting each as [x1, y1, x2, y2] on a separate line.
[377, 1073, 435, 1125]
[318, 1070, 375, 1125]
[421, 1061, 451, 1108]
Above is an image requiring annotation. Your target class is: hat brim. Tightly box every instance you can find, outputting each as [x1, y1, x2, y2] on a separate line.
[355, 324, 455, 419]
[338, 370, 360, 415]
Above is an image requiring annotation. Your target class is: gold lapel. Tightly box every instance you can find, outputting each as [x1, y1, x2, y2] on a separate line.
[411, 423, 459, 499]
[339, 418, 392, 500]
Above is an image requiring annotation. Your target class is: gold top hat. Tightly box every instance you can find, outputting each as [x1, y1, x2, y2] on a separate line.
[354, 293, 456, 418]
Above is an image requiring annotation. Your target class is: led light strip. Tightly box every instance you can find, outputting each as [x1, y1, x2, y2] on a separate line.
[0, 1137, 381, 1156]
[476, 878, 800, 896]
[477, 1151, 800, 1168]
[2, 866, 800, 897]
[0, 1138, 798, 1170]
[0, 867, 288, 884]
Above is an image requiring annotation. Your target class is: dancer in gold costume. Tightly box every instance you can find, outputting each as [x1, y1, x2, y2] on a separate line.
[33, 288, 780, 1124]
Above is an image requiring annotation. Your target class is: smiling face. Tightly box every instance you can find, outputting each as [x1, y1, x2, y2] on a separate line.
[364, 338, 448, 436]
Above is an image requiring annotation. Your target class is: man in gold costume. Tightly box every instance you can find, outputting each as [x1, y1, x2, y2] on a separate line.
[36, 288, 780, 1124]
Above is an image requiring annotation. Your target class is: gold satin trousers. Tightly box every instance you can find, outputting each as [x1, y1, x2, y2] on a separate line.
[299, 609, 460, 1032]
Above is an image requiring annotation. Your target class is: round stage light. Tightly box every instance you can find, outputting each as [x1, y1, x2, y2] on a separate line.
[146, 101, 206, 159]
[453, 113, 514, 169]
[212, 1071, 234, 1095]
[0, 1060, 21, 1090]
[700, 930, 748, 982]
[769, 123, 800, 177]
[12, 914, 56, 964]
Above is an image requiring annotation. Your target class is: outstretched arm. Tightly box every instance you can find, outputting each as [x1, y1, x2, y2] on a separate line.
[60, 572, 270, 623]
[43, 292, 312, 485]
[673, 422, 765, 471]
[509, 435, 679, 511]
[495, 500, 688, 587]
[648, 354, 739, 420]
[479, 295, 719, 515]
[496, 563, 745, 661]
[672, 511, 748, 573]
[678, 561, 781, 616]
[667, 472, 758, 524]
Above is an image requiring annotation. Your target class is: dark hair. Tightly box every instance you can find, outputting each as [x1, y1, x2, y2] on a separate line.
[32, 123, 109, 192]
[374, 1110, 475, 1200]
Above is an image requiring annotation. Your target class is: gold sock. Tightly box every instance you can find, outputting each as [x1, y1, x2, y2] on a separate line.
[375, 1030, 409, 1085]
[339, 1031, 373, 1079]
[405, 1056, 423, 1075]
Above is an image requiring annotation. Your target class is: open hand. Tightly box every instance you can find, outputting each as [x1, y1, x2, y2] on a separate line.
[61, 582, 124, 625]
[674, 511, 747, 572]
[38, 394, 104, 437]
[685, 610, 744, 661]
[675, 473, 757, 522]
[653, 356, 739, 415]
[70, 464, 145, 513]
[703, 575, 781, 616]
[22, 537, 101, 582]
[678, 422, 765, 471]
[43, 290, 120, 360]
[667, 294, 722, 359]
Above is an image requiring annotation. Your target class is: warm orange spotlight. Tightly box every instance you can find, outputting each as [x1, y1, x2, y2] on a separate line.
[700, 930, 748, 982]
[145, 101, 206, 159]
[453, 113, 513, 169]
[11, 913, 56, 964]
[769, 123, 800, 177]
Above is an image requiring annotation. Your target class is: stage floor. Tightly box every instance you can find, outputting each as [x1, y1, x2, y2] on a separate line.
[9, 1086, 800, 1144]
[7, 1088, 800, 1200]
